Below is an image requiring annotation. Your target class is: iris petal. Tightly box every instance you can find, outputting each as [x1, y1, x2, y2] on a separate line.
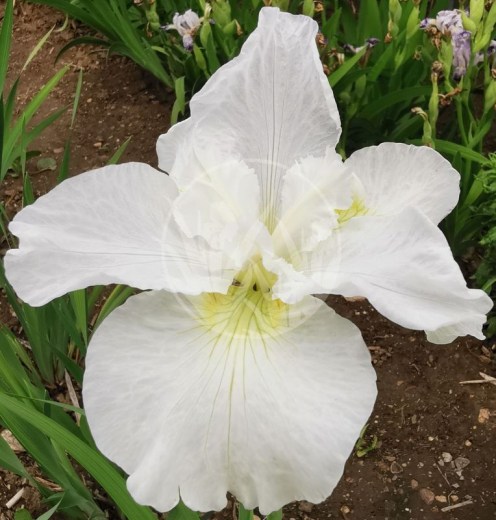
[83, 289, 376, 514]
[270, 208, 492, 342]
[157, 7, 341, 232]
[273, 149, 351, 257]
[344, 143, 460, 224]
[5, 163, 235, 306]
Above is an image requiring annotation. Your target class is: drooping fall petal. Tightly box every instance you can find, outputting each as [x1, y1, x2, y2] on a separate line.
[83, 289, 376, 514]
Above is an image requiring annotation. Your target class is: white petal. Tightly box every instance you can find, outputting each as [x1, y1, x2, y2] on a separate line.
[5, 163, 234, 306]
[156, 118, 194, 175]
[172, 159, 261, 259]
[272, 208, 492, 341]
[157, 7, 341, 231]
[272, 149, 350, 256]
[345, 143, 460, 224]
[83, 290, 376, 514]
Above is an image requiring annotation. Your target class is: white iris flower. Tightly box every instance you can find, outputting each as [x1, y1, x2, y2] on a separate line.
[4, 7, 492, 515]
[166, 9, 202, 51]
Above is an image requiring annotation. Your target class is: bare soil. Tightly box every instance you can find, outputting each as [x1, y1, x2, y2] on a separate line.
[0, 3, 495, 520]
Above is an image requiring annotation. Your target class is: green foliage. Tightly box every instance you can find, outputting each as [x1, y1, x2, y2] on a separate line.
[0, 329, 157, 519]
[354, 424, 379, 458]
[0, 4, 146, 514]
[2, 0, 496, 516]
[0, 0, 68, 183]
[474, 155, 496, 334]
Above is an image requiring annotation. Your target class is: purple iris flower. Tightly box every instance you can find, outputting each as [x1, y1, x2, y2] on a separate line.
[452, 30, 472, 81]
[343, 37, 379, 54]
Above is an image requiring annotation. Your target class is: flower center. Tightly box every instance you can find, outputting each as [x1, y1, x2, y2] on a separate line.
[336, 195, 369, 224]
[199, 257, 289, 340]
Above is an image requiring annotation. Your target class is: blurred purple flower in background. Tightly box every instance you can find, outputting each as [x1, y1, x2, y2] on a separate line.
[452, 30, 472, 80]
[343, 37, 379, 54]
[163, 9, 201, 51]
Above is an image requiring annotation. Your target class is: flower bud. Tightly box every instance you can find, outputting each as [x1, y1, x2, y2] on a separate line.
[461, 11, 477, 33]
[272, 0, 289, 10]
[193, 44, 208, 71]
[484, 77, 496, 113]
[144, 0, 161, 32]
[411, 107, 433, 147]
[429, 69, 439, 134]
[476, 2, 496, 52]
[212, 0, 232, 27]
[407, 5, 420, 39]
[439, 39, 453, 79]
[222, 19, 237, 37]
[388, 0, 402, 38]
[469, 0, 484, 26]
[303, 0, 315, 18]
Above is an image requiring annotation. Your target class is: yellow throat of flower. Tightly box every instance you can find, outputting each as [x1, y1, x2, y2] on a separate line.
[199, 256, 289, 340]
[336, 195, 369, 224]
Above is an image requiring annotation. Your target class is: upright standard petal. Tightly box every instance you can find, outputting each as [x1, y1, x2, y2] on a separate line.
[272, 149, 351, 257]
[171, 158, 263, 261]
[5, 163, 235, 306]
[157, 7, 341, 231]
[83, 290, 376, 514]
[344, 143, 460, 224]
[271, 208, 492, 342]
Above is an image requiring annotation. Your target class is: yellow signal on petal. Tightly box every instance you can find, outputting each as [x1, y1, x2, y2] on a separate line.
[336, 196, 370, 224]
[199, 256, 289, 340]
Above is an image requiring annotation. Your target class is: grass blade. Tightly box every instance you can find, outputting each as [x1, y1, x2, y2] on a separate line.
[22, 25, 55, 72]
[328, 49, 366, 87]
[0, 0, 13, 94]
[0, 393, 158, 520]
[107, 137, 131, 165]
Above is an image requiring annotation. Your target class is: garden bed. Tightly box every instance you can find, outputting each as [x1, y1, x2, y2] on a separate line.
[0, 4, 495, 520]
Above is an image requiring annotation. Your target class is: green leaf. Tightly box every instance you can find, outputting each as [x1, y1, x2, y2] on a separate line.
[55, 37, 111, 64]
[0, 393, 157, 520]
[4, 67, 68, 170]
[357, 0, 382, 41]
[430, 139, 489, 164]
[238, 503, 254, 520]
[0, 0, 13, 94]
[267, 510, 282, 520]
[328, 49, 366, 88]
[36, 500, 63, 520]
[0, 431, 30, 478]
[22, 25, 55, 72]
[57, 139, 71, 183]
[360, 86, 431, 119]
[23, 173, 35, 206]
[200, 22, 221, 74]
[36, 157, 57, 172]
[69, 289, 88, 347]
[107, 137, 131, 165]
[71, 69, 84, 129]
[93, 285, 134, 330]
[168, 501, 200, 520]
[171, 76, 186, 124]
[15, 510, 33, 520]
[4, 393, 85, 416]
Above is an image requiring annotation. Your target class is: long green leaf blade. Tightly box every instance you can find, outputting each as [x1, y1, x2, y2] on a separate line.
[0, 393, 157, 520]
[0, 0, 13, 94]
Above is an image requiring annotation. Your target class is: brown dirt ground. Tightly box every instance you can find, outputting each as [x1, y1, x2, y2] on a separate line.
[0, 3, 495, 520]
